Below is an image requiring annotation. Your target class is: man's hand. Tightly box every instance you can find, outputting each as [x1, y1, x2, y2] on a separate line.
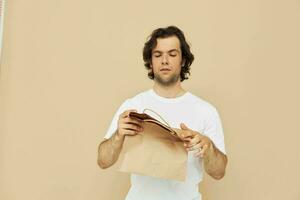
[117, 109, 144, 137]
[97, 109, 144, 169]
[179, 123, 212, 158]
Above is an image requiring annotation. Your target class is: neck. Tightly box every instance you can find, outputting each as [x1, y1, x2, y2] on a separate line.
[153, 81, 186, 98]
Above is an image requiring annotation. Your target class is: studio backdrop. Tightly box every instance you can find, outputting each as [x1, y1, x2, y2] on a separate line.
[0, 1, 299, 200]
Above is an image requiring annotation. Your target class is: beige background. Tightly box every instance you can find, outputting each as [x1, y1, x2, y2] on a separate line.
[1, 0, 300, 200]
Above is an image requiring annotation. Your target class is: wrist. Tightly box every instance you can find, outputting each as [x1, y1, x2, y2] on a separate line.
[208, 140, 217, 155]
[111, 130, 125, 148]
[115, 130, 125, 140]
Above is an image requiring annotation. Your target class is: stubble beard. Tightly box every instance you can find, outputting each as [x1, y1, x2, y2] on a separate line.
[153, 71, 180, 87]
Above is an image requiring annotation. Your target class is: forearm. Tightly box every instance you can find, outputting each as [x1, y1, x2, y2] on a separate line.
[97, 130, 125, 169]
[203, 141, 228, 180]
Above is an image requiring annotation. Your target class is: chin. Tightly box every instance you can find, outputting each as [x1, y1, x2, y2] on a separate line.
[154, 75, 180, 86]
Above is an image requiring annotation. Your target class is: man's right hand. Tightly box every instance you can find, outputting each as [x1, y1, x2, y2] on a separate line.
[117, 109, 144, 137]
[98, 109, 143, 169]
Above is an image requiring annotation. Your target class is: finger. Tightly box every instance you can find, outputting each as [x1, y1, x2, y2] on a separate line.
[183, 139, 197, 148]
[180, 123, 192, 131]
[120, 109, 137, 118]
[186, 136, 201, 147]
[194, 148, 203, 158]
[186, 143, 202, 151]
[180, 131, 194, 140]
[179, 124, 196, 139]
[194, 144, 208, 158]
[194, 151, 201, 158]
[123, 123, 143, 132]
[121, 123, 143, 132]
[123, 117, 144, 127]
[201, 143, 209, 153]
[182, 137, 194, 148]
[188, 140, 205, 150]
[123, 129, 139, 136]
[192, 147, 202, 156]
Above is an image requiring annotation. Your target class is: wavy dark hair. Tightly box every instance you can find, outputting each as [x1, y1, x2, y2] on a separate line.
[143, 26, 194, 82]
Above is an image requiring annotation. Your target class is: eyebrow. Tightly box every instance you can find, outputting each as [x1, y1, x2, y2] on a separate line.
[152, 49, 180, 54]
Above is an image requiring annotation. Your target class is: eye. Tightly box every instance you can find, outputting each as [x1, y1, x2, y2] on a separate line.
[154, 54, 161, 57]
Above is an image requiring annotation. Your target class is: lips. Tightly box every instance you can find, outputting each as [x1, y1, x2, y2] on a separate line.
[160, 68, 171, 71]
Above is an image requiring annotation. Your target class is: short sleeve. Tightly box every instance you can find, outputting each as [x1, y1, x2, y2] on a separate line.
[203, 107, 226, 155]
[103, 99, 134, 139]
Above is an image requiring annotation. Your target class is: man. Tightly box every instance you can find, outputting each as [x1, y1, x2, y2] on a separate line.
[97, 26, 228, 200]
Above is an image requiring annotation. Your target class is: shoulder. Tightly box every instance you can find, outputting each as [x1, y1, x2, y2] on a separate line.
[121, 89, 150, 107]
[187, 92, 220, 117]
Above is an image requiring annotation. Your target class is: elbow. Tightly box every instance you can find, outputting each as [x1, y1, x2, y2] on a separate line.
[97, 151, 110, 169]
[211, 171, 226, 180]
[97, 158, 105, 169]
[97, 140, 111, 169]
[208, 161, 227, 180]
[206, 168, 226, 180]
[212, 155, 228, 180]
[97, 157, 111, 169]
[97, 162, 108, 169]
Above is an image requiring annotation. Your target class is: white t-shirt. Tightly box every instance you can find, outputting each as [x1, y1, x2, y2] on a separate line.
[104, 88, 226, 200]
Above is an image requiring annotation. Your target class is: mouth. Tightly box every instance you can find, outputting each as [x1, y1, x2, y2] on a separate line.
[160, 68, 171, 72]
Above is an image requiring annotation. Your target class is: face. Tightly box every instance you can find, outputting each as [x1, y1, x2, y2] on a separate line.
[150, 36, 184, 86]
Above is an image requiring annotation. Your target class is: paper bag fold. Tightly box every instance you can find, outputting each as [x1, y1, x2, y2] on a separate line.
[118, 112, 188, 181]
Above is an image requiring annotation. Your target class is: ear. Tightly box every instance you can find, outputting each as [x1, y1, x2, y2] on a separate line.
[181, 58, 186, 67]
[148, 64, 153, 71]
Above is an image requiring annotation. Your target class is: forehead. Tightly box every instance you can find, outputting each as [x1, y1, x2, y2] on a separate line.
[152, 36, 181, 53]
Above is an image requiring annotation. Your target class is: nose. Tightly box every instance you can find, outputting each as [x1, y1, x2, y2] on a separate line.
[161, 54, 169, 65]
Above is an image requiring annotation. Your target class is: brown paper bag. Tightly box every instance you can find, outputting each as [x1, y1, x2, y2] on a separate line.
[118, 110, 188, 181]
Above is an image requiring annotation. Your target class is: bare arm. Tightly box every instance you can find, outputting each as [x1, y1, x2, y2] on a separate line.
[180, 123, 228, 180]
[202, 140, 228, 179]
[97, 130, 125, 169]
[97, 109, 143, 169]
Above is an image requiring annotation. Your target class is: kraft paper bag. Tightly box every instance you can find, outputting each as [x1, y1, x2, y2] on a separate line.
[118, 110, 188, 181]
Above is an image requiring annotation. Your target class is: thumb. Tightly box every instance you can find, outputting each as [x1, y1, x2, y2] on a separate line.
[179, 123, 194, 139]
[180, 123, 190, 130]
[124, 109, 138, 118]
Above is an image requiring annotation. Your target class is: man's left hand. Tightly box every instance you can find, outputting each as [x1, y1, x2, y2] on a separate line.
[179, 123, 213, 158]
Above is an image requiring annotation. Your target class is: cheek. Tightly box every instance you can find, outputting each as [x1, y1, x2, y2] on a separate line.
[150, 60, 160, 72]
[152, 58, 160, 64]
[151, 58, 160, 67]
[170, 57, 182, 64]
